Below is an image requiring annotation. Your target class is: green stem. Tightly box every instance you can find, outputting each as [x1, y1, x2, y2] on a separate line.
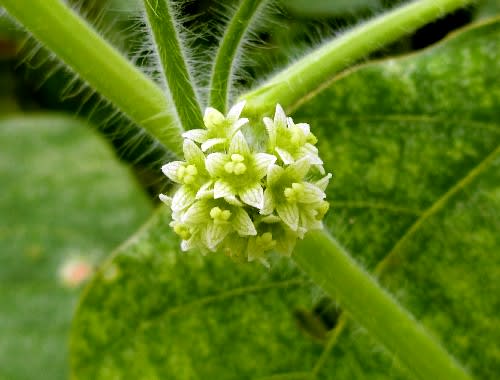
[241, 0, 475, 116]
[1, 0, 183, 156]
[209, 0, 266, 112]
[294, 230, 472, 380]
[143, 0, 204, 131]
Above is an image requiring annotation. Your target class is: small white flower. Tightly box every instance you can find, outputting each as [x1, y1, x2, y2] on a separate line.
[161, 139, 209, 212]
[205, 131, 275, 209]
[182, 101, 249, 152]
[264, 104, 322, 167]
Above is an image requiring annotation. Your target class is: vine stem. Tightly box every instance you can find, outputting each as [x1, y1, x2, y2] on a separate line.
[209, 0, 266, 112]
[1, 0, 184, 156]
[294, 230, 472, 380]
[241, 0, 476, 116]
[143, 0, 204, 131]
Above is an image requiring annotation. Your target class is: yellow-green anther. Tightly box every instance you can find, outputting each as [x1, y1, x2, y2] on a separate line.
[224, 154, 247, 175]
[256, 232, 276, 249]
[231, 154, 244, 162]
[210, 206, 232, 223]
[234, 163, 247, 175]
[177, 164, 198, 185]
[316, 201, 330, 219]
[173, 223, 191, 240]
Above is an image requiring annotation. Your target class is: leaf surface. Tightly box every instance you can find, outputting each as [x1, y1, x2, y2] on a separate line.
[71, 20, 500, 379]
[0, 115, 152, 379]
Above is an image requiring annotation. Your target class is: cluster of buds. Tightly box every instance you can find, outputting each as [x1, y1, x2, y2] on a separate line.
[160, 102, 331, 265]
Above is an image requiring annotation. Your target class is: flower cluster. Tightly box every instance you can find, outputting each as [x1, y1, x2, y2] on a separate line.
[160, 102, 331, 265]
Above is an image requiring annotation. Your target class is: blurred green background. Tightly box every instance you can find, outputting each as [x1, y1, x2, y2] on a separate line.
[0, 0, 499, 379]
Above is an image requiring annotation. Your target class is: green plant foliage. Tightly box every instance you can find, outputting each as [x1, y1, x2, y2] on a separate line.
[70, 19, 499, 379]
[0, 115, 152, 380]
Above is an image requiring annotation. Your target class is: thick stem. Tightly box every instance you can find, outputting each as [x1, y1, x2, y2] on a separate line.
[294, 230, 472, 380]
[143, 0, 204, 131]
[241, 0, 475, 117]
[1, 0, 183, 156]
[209, 0, 266, 112]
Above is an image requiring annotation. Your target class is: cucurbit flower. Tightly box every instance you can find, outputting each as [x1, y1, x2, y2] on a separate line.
[160, 102, 331, 265]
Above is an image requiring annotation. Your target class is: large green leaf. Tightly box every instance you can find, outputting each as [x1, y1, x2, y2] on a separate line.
[70, 19, 500, 379]
[0, 115, 152, 379]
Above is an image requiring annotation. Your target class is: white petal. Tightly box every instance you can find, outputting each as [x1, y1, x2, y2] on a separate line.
[301, 144, 323, 165]
[182, 201, 208, 223]
[253, 153, 277, 179]
[183, 139, 205, 168]
[260, 188, 275, 215]
[240, 183, 264, 209]
[204, 107, 225, 128]
[315, 173, 332, 191]
[275, 147, 295, 165]
[229, 131, 250, 156]
[277, 202, 299, 231]
[233, 208, 257, 236]
[172, 186, 196, 212]
[195, 182, 214, 199]
[296, 123, 310, 135]
[267, 164, 284, 187]
[214, 180, 234, 199]
[161, 161, 184, 183]
[316, 164, 326, 175]
[286, 157, 310, 180]
[263, 117, 276, 145]
[224, 195, 243, 206]
[201, 138, 226, 152]
[158, 193, 172, 206]
[299, 182, 326, 203]
[180, 240, 191, 251]
[182, 129, 208, 143]
[274, 104, 287, 128]
[205, 153, 227, 177]
[229, 118, 249, 136]
[227, 100, 246, 121]
[205, 224, 230, 250]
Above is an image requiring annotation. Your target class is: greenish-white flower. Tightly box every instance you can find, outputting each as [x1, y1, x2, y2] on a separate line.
[264, 104, 322, 167]
[205, 131, 276, 209]
[160, 139, 208, 212]
[170, 198, 256, 253]
[182, 101, 248, 152]
[160, 102, 331, 264]
[262, 158, 331, 234]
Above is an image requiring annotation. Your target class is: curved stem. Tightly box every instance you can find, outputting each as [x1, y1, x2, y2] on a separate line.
[241, 0, 475, 117]
[1, 0, 184, 156]
[294, 230, 472, 380]
[143, 0, 204, 131]
[209, 0, 266, 112]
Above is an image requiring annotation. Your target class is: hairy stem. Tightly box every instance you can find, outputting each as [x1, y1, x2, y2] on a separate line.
[143, 0, 204, 131]
[241, 0, 475, 116]
[294, 230, 472, 380]
[1, 0, 183, 156]
[209, 0, 266, 112]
